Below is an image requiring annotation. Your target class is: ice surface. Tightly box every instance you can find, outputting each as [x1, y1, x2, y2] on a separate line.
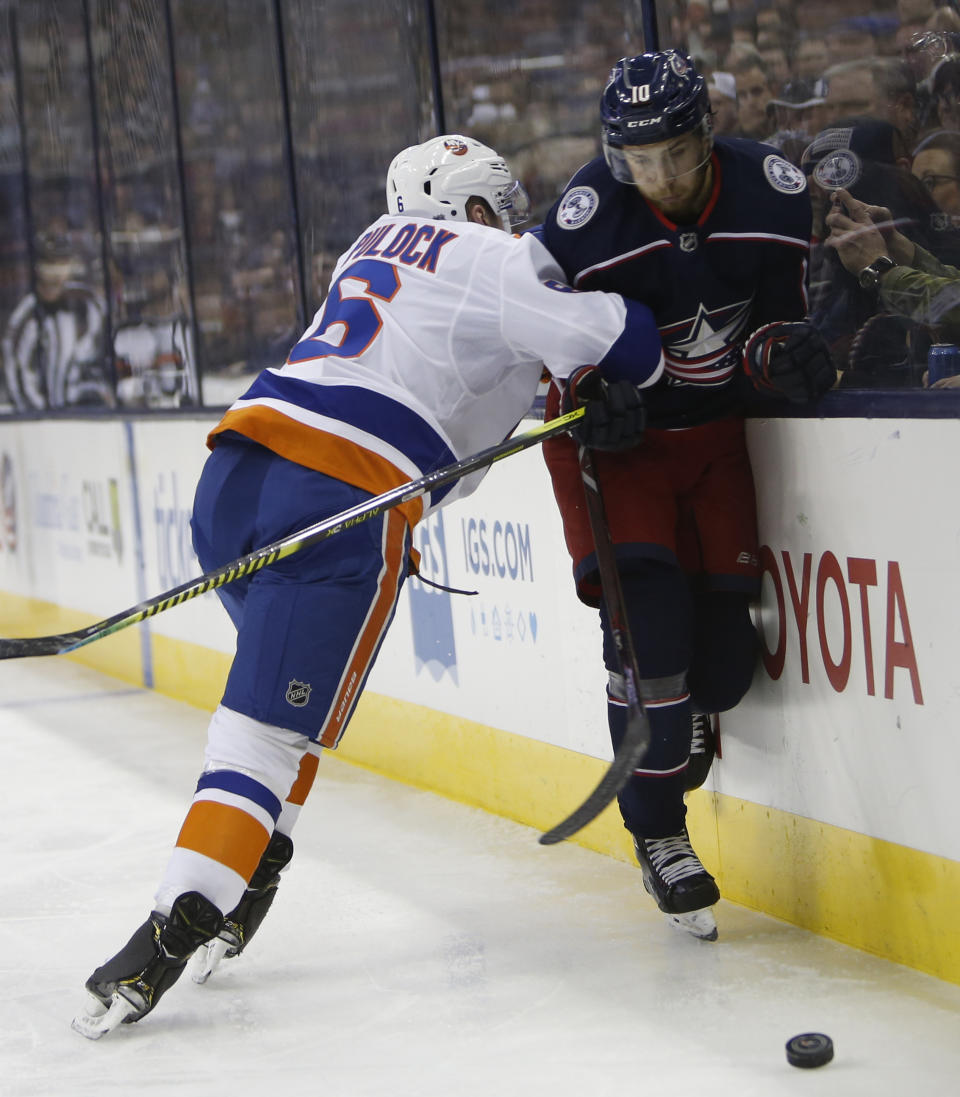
[1, 658, 958, 1096]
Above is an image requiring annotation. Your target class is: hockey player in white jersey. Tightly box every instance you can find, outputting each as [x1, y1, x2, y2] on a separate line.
[72, 134, 664, 1039]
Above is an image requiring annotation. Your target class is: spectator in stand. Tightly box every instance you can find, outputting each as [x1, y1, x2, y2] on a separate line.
[723, 40, 762, 72]
[765, 79, 828, 164]
[794, 34, 830, 82]
[707, 71, 740, 134]
[912, 130, 960, 221]
[897, 0, 939, 52]
[756, 24, 793, 95]
[825, 185, 960, 386]
[805, 119, 960, 383]
[822, 58, 921, 150]
[903, 30, 960, 139]
[929, 56, 960, 131]
[732, 56, 774, 140]
[729, 10, 758, 49]
[825, 17, 883, 65]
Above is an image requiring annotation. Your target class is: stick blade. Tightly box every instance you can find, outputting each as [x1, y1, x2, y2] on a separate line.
[538, 711, 650, 845]
[0, 635, 76, 660]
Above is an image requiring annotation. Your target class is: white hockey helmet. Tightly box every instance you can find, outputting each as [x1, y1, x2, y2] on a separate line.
[386, 134, 530, 232]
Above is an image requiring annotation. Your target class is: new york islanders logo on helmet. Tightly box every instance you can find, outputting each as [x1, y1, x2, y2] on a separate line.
[443, 138, 469, 156]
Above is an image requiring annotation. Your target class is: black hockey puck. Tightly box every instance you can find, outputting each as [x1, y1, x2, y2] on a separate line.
[786, 1033, 834, 1068]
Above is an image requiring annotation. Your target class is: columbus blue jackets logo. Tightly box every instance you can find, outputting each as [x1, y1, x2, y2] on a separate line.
[763, 155, 807, 194]
[660, 297, 752, 385]
[812, 149, 860, 191]
[556, 186, 600, 229]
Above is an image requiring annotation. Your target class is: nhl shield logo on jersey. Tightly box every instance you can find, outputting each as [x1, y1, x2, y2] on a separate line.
[285, 679, 312, 707]
[763, 154, 807, 194]
[679, 231, 698, 252]
[557, 186, 600, 230]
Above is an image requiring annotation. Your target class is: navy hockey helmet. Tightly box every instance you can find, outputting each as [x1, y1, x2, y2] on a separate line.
[601, 51, 712, 183]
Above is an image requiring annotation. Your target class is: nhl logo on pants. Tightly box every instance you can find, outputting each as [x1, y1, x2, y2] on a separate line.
[285, 679, 312, 707]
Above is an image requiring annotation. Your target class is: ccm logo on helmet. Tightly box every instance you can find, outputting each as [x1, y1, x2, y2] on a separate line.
[627, 117, 662, 127]
[630, 85, 651, 103]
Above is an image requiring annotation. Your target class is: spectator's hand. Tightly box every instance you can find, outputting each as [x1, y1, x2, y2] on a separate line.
[825, 189, 915, 271]
[824, 195, 889, 275]
[560, 365, 646, 451]
[743, 321, 836, 403]
[923, 369, 960, 389]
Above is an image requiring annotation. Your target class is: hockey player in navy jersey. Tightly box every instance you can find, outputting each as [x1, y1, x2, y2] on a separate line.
[540, 51, 836, 941]
[72, 134, 665, 1039]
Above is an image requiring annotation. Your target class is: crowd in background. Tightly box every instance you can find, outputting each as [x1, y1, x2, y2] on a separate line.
[3, 0, 960, 411]
[668, 0, 960, 387]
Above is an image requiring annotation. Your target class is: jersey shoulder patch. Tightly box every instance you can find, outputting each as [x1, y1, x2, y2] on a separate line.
[555, 186, 600, 230]
[762, 154, 807, 195]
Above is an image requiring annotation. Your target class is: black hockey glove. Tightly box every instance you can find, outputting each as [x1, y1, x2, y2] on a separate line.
[560, 365, 646, 451]
[742, 321, 837, 403]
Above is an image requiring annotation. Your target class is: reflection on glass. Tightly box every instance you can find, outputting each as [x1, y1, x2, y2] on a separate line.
[2, 0, 111, 411]
[282, 0, 431, 313]
[0, 10, 32, 413]
[660, 0, 960, 390]
[171, 0, 300, 406]
[7, 0, 960, 405]
[90, 0, 198, 408]
[435, 1, 647, 225]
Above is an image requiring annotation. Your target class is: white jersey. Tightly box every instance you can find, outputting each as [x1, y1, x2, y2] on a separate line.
[210, 214, 662, 523]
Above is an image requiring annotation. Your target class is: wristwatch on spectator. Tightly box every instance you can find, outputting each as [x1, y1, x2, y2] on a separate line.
[857, 255, 897, 291]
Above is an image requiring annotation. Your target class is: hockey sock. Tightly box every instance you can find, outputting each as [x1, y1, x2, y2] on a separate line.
[608, 674, 692, 837]
[600, 562, 695, 838]
[687, 588, 758, 712]
[154, 706, 310, 916]
[275, 742, 322, 835]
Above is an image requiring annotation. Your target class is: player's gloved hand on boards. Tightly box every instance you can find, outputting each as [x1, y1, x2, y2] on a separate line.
[742, 321, 837, 403]
[560, 365, 646, 451]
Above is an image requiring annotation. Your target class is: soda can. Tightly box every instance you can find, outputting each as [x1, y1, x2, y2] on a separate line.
[928, 343, 960, 384]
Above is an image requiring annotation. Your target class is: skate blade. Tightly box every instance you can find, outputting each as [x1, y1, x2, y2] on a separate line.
[666, 908, 718, 941]
[191, 936, 230, 984]
[71, 992, 138, 1040]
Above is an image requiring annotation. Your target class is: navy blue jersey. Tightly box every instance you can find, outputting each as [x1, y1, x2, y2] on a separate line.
[541, 137, 812, 427]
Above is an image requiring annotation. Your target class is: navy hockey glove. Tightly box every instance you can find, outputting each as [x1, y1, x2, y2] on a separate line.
[560, 365, 646, 451]
[742, 321, 836, 403]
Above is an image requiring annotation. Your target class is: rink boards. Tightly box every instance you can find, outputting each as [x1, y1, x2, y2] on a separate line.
[0, 412, 958, 984]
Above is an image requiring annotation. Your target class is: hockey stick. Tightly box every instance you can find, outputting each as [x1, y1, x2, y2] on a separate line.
[539, 444, 651, 845]
[0, 407, 585, 661]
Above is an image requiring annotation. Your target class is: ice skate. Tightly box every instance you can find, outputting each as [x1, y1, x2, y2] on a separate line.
[633, 828, 720, 941]
[684, 712, 716, 791]
[192, 832, 293, 984]
[72, 891, 223, 1040]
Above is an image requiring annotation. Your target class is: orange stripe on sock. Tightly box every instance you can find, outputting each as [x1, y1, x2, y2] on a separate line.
[320, 508, 408, 749]
[286, 751, 320, 806]
[176, 800, 271, 882]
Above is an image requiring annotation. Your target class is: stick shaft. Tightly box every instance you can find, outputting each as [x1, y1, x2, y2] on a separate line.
[0, 408, 584, 660]
[539, 444, 651, 845]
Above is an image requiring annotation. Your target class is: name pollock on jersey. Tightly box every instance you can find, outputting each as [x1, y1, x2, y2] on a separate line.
[344, 222, 459, 274]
